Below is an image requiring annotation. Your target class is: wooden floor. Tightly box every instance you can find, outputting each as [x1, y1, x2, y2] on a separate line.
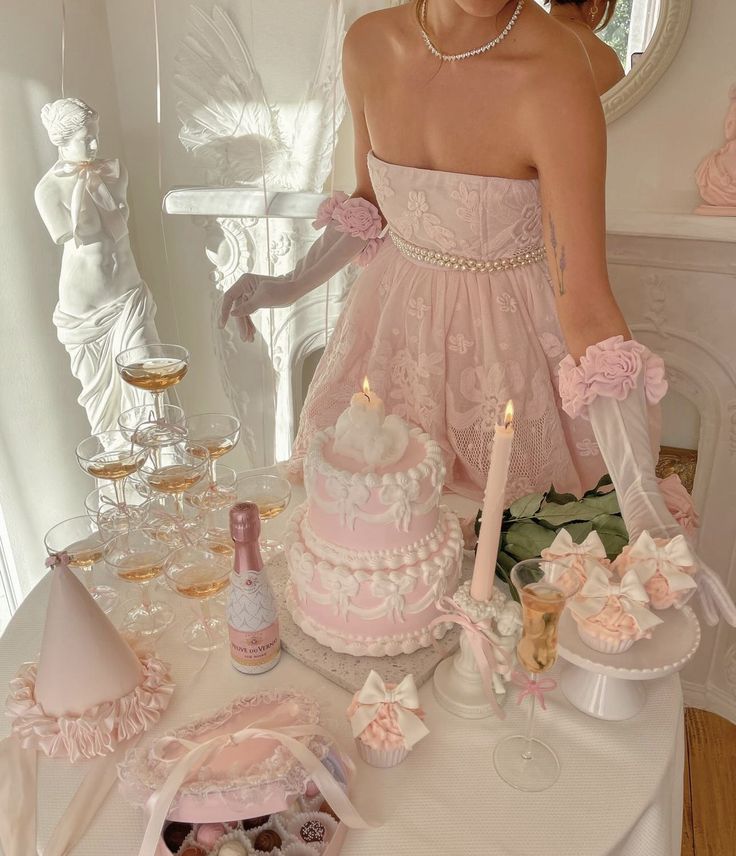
[682, 708, 736, 855]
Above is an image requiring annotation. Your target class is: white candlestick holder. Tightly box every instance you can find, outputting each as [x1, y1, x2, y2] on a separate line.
[433, 581, 522, 719]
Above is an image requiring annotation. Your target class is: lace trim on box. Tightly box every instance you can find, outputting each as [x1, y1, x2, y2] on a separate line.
[117, 690, 331, 812]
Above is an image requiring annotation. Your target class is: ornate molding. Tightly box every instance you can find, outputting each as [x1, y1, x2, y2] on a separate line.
[602, 0, 692, 124]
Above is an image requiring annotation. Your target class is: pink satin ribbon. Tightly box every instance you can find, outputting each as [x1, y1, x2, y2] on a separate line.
[45, 551, 70, 569]
[511, 671, 557, 711]
[429, 596, 511, 720]
[138, 707, 373, 856]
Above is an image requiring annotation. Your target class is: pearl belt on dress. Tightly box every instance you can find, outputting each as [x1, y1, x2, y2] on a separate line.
[389, 229, 546, 273]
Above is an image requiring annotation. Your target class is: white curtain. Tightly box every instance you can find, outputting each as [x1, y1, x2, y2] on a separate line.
[627, 0, 661, 71]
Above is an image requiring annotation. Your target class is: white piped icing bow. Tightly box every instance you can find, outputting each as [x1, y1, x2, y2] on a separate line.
[349, 671, 429, 750]
[53, 158, 127, 245]
[541, 529, 609, 590]
[571, 566, 663, 633]
[619, 531, 698, 594]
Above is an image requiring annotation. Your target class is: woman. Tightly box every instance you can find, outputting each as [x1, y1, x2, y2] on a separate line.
[547, 0, 625, 94]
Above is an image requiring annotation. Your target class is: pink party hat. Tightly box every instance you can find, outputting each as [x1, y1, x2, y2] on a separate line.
[34, 563, 143, 717]
[7, 560, 174, 762]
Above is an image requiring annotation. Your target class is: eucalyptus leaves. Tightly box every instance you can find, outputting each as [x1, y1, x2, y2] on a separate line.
[475, 475, 629, 596]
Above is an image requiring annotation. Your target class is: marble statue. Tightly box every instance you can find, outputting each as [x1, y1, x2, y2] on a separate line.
[695, 84, 736, 216]
[35, 97, 161, 433]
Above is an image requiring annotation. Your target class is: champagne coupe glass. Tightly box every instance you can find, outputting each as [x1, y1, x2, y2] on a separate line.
[76, 431, 147, 508]
[44, 516, 117, 613]
[84, 481, 152, 537]
[164, 542, 231, 651]
[139, 442, 209, 514]
[104, 527, 175, 636]
[186, 465, 236, 548]
[235, 472, 292, 555]
[493, 559, 568, 792]
[184, 413, 240, 489]
[147, 493, 207, 550]
[119, 403, 187, 449]
[115, 344, 189, 421]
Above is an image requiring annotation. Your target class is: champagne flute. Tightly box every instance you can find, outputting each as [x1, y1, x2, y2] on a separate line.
[184, 413, 240, 487]
[44, 516, 117, 613]
[104, 527, 175, 636]
[119, 403, 187, 449]
[115, 344, 189, 421]
[76, 431, 147, 508]
[493, 559, 568, 792]
[235, 472, 292, 555]
[139, 442, 209, 514]
[164, 542, 231, 651]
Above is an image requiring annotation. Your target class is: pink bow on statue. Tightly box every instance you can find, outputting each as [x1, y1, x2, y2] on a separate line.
[53, 158, 127, 245]
[349, 671, 429, 750]
[510, 671, 557, 711]
[45, 551, 70, 569]
[428, 596, 512, 720]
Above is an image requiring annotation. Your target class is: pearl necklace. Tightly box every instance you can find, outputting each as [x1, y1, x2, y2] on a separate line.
[419, 0, 525, 62]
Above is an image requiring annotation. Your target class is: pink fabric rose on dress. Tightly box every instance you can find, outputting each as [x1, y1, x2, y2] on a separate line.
[657, 474, 700, 537]
[312, 191, 350, 230]
[332, 197, 383, 241]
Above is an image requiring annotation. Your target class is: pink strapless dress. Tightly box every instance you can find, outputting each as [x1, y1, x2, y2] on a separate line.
[290, 151, 605, 504]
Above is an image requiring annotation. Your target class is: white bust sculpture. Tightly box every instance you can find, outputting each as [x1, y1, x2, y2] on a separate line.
[35, 97, 161, 433]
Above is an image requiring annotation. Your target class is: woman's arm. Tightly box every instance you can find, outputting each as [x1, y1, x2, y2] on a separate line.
[521, 37, 628, 361]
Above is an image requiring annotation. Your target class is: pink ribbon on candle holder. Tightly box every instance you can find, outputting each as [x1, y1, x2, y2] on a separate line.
[45, 551, 70, 569]
[510, 671, 557, 711]
[429, 596, 512, 719]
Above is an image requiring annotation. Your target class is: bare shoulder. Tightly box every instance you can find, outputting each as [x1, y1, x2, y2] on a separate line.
[343, 5, 412, 76]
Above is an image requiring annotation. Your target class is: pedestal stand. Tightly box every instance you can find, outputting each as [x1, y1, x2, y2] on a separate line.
[433, 581, 522, 719]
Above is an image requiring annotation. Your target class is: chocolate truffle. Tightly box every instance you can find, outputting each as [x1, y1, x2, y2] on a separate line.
[253, 829, 282, 852]
[163, 822, 193, 852]
[179, 847, 206, 856]
[196, 823, 227, 847]
[242, 814, 270, 830]
[300, 819, 326, 843]
[319, 800, 339, 821]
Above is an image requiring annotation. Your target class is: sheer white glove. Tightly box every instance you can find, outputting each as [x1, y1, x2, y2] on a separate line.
[219, 193, 384, 342]
[559, 336, 736, 626]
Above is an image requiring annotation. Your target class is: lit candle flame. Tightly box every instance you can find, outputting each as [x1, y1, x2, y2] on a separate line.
[362, 376, 371, 401]
[504, 400, 514, 429]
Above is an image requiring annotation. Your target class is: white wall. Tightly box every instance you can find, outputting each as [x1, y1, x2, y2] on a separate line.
[0, 0, 126, 595]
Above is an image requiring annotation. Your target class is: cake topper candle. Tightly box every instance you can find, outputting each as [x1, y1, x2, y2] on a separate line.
[333, 377, 409, 469]
[470, 401, 514, 602]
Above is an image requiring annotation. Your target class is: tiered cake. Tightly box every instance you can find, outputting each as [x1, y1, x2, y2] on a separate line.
[286, 394, 462, 657]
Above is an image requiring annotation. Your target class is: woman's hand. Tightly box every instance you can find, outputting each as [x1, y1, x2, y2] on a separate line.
[219, 272, 295, 342]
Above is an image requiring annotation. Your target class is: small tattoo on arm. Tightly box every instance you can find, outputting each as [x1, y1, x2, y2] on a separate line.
[548, 213, 567, 296]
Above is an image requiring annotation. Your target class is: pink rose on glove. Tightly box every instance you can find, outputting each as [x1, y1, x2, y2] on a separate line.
[580, 336, 645, 401]
[332, 197, 383, 241]
[557, 356, 592, 418]
[658, 474, 700, 536]
[312, 191, 350, 230]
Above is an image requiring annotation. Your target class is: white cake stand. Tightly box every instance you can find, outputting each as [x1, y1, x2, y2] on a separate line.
[557, 606, 701, 721]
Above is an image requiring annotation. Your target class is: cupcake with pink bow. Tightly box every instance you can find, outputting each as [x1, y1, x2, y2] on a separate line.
[540, 529, 611, 597]
[613, 531, 698, 610]
[569, 565, 663, 654]
[347, 671, 429, 768]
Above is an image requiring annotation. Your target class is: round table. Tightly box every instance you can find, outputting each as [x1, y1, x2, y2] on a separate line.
[0, 498, 685, 856]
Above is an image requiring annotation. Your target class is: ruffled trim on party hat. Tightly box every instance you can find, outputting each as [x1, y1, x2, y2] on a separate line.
[6, 655, 174, 763]
[558, 335, 668, 419]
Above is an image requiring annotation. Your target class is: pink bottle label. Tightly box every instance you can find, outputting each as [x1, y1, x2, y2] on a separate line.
[229, 620, 280, 670]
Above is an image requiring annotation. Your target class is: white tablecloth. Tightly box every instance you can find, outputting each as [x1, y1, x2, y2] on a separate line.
[0, 498, 684, 856]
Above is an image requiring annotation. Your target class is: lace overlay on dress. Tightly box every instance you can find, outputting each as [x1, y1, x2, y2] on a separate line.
[289, 152, 605, 504]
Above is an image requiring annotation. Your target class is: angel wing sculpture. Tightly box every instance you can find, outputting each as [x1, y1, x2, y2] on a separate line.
[173, 2, 348, 465]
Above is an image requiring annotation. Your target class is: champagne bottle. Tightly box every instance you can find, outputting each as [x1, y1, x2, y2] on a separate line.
[227, 502, 281, 674]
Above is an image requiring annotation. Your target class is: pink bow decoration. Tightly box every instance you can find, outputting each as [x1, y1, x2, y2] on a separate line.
[540, 529, 609, 595]
[428, 596, 512, 720]
[53, 158, 127, 245]
[511, 671, 557, 711]
[45, 552, 70, 569]
[349, 671, 429, 750]
[570, 566, 663, 634]
[618, 531, 697, 590]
